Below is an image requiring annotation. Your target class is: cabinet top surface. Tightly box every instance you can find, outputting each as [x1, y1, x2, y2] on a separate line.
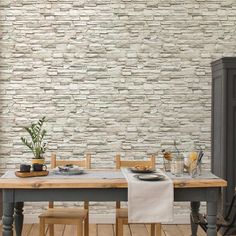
[212, 57, 236, 66]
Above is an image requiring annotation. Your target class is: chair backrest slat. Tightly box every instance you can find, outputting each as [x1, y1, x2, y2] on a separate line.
[51, 153, 91, 169]
[115, 154, 155, 169]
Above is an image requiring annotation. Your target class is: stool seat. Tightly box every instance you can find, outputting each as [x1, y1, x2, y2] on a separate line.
[39, 208, 88, 220]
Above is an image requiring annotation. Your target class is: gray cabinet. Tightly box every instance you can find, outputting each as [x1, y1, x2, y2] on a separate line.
[211, 57, 236, 215]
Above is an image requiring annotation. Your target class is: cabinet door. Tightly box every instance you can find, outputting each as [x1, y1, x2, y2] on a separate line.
[226, 69, 236, 213]
[212, 71, 225, 177]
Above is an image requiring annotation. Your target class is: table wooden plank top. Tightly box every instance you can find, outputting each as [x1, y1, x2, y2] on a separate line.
[0, 169, 227, 189]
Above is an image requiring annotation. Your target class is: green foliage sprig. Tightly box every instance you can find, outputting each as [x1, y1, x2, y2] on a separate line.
[21, 117, 47, 159]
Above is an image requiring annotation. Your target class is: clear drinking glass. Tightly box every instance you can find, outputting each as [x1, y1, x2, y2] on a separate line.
[190, 161, 202, 178]
[171, 153, 184, 176]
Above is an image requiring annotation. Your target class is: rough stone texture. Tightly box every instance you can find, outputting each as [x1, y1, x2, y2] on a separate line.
[0, 0, 236, 219]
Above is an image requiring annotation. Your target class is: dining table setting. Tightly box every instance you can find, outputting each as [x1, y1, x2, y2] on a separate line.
[0, 158, 227, 236]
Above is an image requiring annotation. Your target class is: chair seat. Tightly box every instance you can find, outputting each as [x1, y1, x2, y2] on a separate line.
[116, 208, 128, 218]
[39, 208, 88, 220]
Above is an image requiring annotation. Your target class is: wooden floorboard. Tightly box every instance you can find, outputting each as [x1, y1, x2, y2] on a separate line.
[21, 224, 33, 236]
[177, 224, 193, 236]
[98, 224, 114, 236]
[123, 225, 132, 236]
[50, 225, 65, 236]
[63, 225, 77, 236]
[146, 224, 166, 236]
[162, 224, 183, 236]
[89, 224, 97, 236]
[130, 224, 149, 236]
[178, 224, 222, 236]
[0, 223, 225, 235]
[27, 224, 40, 236]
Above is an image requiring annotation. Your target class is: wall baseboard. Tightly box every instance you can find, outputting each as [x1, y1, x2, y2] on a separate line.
[23, 213, 190, 224]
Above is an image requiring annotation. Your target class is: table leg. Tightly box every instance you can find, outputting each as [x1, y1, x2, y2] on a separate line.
[190, 201, 200, 236]
[2, 202, 14, 236]
[14, 202, 24, 236]
[206, 201, 217, 236]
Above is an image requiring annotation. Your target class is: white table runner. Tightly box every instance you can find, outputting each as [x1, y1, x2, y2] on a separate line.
[122, 168, 174, 223]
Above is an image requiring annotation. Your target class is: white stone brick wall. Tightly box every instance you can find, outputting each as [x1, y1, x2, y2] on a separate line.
[0, 0, 236, 220]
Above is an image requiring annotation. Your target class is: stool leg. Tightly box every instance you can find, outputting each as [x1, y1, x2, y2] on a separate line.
[84, 215, 89, 236]
[117, 218, 123, 236]
[77, 220, 83, 236]
[39, 218, 45, 236]
[151, 223, 155, 236]
[155, 223, 161, 236]
[115, 217, 118, 236]
[49, 224, 54, 236]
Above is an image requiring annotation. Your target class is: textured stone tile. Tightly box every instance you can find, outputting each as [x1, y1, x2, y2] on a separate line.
[0, 0, 236, 217]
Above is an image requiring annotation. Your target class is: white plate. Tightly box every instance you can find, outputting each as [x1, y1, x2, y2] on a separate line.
[129, 167, 156, 173]
[53, 166, 85, 175]
[53, 169, 85, 175]
[136, 174, 165, 181]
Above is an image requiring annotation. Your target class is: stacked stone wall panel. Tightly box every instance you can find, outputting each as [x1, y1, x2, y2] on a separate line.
[0, 0, 236, 217]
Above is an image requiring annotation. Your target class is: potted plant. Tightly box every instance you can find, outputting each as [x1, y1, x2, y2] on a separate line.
[21, 116, 47, 164]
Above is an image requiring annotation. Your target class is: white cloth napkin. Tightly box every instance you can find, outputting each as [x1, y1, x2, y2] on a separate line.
[122, 168, 174, 223]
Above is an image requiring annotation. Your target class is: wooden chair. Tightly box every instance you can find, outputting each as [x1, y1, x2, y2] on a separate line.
[115, 154, 162, 236]
[38, 153, 91, 236]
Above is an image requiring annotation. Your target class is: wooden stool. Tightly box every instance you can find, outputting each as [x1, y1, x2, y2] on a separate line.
[39, 208, 88, 236]
[115, 154, 162, 236]
[38, 153, 91, 236]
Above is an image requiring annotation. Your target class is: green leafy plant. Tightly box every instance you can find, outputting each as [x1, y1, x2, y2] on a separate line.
[21, 117, 47, 159]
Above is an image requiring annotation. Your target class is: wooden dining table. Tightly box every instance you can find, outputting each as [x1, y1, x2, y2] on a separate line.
[0, 169, 227, 236]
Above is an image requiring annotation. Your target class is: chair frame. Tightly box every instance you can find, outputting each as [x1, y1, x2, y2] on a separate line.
[115, 154, 161, 236]
[39, 153, 91, 236]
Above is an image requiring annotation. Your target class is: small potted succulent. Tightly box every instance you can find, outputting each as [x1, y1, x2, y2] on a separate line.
[21, 116, 47, 164]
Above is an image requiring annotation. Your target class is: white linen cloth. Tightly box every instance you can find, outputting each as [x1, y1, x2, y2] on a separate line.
[121, 168, 174, 223]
